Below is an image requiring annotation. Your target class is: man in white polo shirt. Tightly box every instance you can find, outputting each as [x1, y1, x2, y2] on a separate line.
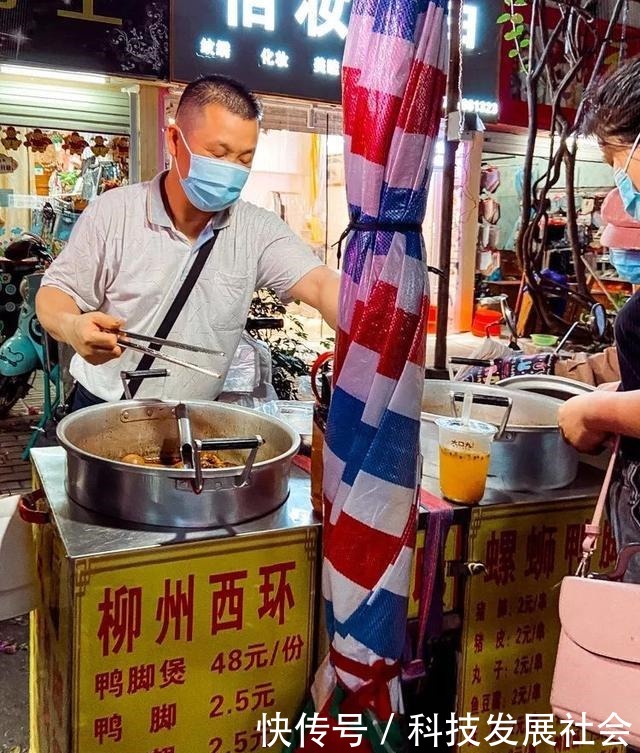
[36, 75, 339, 410]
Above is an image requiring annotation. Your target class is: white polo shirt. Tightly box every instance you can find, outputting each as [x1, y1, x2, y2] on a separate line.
[42, 173, 323, 401]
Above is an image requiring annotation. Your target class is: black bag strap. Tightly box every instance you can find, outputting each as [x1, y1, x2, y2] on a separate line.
[122, 230, 220, 399]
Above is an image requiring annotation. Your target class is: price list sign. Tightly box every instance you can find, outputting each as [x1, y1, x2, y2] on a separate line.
[72, 529, 318, 753]
[459, 499, 620, 753]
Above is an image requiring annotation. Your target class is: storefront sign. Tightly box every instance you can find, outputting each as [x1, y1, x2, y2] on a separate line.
[73, 530, 317, 753]
[0, 1, 168, 79]
[171, 0, 501, 109]
[171, 0, 349, 102]
[458, 499, 621, 753]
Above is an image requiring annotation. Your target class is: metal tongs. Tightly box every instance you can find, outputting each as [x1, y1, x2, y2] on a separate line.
[117, 330, 225, 380]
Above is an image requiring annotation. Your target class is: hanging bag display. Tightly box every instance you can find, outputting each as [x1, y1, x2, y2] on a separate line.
[551, 438, 640, 748]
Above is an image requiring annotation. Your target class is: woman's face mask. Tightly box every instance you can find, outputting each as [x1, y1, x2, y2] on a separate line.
[175, 128, 250, 213]
[614, 131, 640, 220]
[610, 248, 640, 283]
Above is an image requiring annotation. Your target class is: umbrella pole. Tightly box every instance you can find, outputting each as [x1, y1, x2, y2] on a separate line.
[433, 0, 462, 373]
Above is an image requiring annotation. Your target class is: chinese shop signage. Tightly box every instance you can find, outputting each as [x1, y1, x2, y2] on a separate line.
[0, 0, 168, 79]
[170, 0, 501, 111]
[458, 500, 619, 753]
[171, 0, 350, 102]
[73, 530, 317, 753]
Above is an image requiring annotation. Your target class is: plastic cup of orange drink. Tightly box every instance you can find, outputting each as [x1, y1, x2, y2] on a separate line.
[435, 417, 497, 505]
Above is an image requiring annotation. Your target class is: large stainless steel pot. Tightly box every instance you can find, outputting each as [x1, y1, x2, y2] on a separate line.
[421, 381, 579, 491]
[57, 400, 300, 528]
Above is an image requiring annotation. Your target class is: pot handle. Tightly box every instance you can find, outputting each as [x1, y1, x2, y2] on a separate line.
[449, 357, 493, 368]
[311, 352, 334, 402]
[18, 488, 50, 525]
[450, 392, 513, 439]
[191, 436, 265, 494]
[120, 369, 170, 400]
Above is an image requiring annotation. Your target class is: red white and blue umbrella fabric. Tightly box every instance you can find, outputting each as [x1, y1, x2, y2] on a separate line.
[295, 1, 449, 751]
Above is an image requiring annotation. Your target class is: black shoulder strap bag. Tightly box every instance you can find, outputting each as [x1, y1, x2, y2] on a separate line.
[122, 230, 221, 399]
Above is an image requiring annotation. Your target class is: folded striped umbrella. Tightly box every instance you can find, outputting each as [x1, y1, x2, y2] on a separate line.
[293, 1, 449, 751]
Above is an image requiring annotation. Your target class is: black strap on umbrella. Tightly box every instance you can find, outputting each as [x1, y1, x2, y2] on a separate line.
[333, 220, 423, 268]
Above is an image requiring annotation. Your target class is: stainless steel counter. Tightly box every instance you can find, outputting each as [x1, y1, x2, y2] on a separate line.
[31, 447, 604, 560]
[422, 462, 604, 508]
[31, 447, 320, 560]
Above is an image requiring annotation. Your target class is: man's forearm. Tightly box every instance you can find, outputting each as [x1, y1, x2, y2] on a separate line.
[582, 390, 640, 438]
[36, 286, 81, 343]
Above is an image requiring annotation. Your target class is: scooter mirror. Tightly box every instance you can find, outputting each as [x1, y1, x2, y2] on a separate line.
[590, 303, 607, 340]
[4, 238, 35, 262]
[4, 234, 49, 263]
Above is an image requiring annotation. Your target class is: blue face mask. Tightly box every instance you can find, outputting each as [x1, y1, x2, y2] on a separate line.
[614, 131, 640, 220]
[176, 129, 250, 213]
[610, 249, 640, 283]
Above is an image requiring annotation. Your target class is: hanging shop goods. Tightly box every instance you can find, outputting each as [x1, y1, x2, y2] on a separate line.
[1, 126, 22, 151]
[24, 128, 53, 153]
[0, 152, 18, 174]
[0, 123, 130, 254]
[62, 132, 89, 156]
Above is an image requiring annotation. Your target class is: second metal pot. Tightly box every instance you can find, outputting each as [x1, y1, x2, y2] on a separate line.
[421, 380, 579, 492]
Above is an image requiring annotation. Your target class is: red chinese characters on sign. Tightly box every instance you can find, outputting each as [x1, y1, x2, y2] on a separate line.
[97, 586, 142, 657]
[599, 521, 618, 570]
[244, 643, 269, 670]
[151, 748, 175, 753]
[564, 523, 584, 574]
[95, 669, 124, 700]
[210, 634, 305, 674]
[258, 562, 296, 625]
[94, 714, 122, 744]
[484, 531, 517, 586]
[128, 663, 155, 694]
[210, 570, 248, 634]
[150, 703, 177, 733]
[160, 657, 186, 687]
[282, 634, 304, 663]
[524, 525, 557, 581]
[155, 575, 195, 645]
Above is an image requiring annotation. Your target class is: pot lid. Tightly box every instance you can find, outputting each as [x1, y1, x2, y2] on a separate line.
[496, 375, 595, 401]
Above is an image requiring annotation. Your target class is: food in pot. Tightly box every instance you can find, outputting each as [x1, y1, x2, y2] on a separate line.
[120, 451, 234, 469]
[121, 453, 147, 465]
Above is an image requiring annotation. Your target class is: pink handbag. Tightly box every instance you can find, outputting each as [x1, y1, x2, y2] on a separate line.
[551, 439, 640, 748]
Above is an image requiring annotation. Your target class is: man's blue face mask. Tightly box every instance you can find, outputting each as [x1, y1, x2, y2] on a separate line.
[176, 128, 250, 213]
[614, 130, 640, 221]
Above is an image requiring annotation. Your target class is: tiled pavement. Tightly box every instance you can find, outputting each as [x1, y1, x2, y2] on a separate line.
[1, 377, 44, 753]
[0, 377, 44, 498]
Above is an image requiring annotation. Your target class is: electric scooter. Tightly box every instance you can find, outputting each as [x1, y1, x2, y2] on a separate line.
[0, 234, 62, 455]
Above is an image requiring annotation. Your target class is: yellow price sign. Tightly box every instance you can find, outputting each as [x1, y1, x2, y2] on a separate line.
[73, 530, 317, 753]
[458, 500, 622, 753]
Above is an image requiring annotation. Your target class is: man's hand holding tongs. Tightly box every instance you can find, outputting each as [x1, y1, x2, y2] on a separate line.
[61, 311, 125, 365]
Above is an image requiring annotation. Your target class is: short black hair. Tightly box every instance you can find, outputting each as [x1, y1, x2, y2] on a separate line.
[176, 74, 262, 124]
[583, 56, 640, 145]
